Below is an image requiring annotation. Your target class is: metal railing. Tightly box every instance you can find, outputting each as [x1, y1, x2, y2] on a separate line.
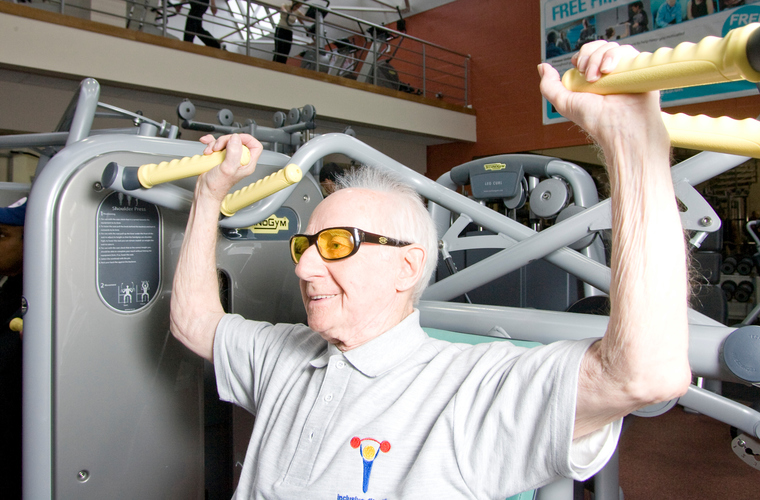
[9, 0, 472, 107]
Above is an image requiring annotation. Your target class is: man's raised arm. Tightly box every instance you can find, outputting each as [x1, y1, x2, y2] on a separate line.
[170, 134, 263, 361]
[538, 41, 692, 439]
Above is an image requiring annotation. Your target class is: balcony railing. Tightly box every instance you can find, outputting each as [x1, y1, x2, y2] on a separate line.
[8, 0, 471, 107]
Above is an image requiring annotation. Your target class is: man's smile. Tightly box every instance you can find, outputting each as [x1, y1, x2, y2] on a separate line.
[310, 294, 337, 301]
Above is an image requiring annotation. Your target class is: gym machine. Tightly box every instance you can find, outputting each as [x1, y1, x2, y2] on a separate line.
[431, 153, 607, 310]
[176, 99, 319, 155]
[7, 22, 760, 500]
[5, 81, 321, 499]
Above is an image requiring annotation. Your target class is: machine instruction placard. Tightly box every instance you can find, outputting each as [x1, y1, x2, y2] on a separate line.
[96, 192, 161, 312]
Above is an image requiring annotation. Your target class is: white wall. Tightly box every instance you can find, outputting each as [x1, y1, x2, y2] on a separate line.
[0, 68, 434, 173]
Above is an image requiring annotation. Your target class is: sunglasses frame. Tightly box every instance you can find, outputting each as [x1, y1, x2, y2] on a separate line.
[289, 226, 412, 264]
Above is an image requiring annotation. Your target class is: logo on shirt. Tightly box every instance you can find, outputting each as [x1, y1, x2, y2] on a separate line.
[350, 436, 391, 493]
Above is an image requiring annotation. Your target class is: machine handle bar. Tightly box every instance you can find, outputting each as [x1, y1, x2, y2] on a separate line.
[561, 23, 760, 94]
[663, 112, 760, 158]
[561, 23, 760, 158]
[220, 164, 303, 216]
[128, 147, 302, 216]
[136, 148, 252, 188]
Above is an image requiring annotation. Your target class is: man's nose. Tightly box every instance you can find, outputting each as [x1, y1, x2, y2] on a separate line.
[294, 243, 325, 279]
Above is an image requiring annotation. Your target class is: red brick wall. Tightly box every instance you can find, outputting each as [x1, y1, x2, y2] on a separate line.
[405, 0, 760, 180]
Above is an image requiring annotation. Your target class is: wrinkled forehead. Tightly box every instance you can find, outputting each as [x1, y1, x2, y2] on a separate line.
[306, 188, 393, 234]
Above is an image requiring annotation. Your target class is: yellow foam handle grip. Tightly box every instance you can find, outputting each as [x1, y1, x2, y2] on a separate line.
[562, 23, 760, 95]
[137, 147, 252, 188]
[663, 112, 760, 158]
[220, 164, 303, 217]
[9, 317, 23, 333]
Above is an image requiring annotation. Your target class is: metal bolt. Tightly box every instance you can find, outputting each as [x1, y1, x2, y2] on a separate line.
[542, 191, 551, 200]
[77, 470, 90, 482]
[93, 182, 103, 192]
[738, 439, 746, 448]
[699, 217, 712, 227]
[303, 195, 310, 203]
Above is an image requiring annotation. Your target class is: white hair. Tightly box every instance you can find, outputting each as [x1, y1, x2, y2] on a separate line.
[334, 166, 439, 303]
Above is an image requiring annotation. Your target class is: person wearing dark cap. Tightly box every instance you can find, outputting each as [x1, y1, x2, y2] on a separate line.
[0, 197, 25, 500]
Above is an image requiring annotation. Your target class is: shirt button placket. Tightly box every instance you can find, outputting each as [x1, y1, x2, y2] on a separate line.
[284, 355, 352, 486]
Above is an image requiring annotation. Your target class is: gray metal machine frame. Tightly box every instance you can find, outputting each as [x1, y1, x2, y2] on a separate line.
[7, 76, 759, 499]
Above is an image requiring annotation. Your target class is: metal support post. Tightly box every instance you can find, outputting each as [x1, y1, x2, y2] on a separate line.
[422, 44, 427, 98]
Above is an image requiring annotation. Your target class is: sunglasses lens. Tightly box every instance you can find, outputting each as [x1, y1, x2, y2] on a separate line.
[291, 236, 310, 263]
[317, 228, 355, 260]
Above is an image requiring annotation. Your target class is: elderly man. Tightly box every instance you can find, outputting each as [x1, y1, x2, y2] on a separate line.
[170, 41, 691, 499]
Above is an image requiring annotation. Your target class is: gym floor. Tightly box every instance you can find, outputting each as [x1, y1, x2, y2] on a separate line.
[617, 383, 760, 499]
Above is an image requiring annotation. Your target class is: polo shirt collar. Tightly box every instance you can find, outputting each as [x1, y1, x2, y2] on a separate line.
[309, 343, 342, 369]
[309, 310, 427, 377]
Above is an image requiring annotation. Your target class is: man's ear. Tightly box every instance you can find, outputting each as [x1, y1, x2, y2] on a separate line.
[396, 245, 425, 293]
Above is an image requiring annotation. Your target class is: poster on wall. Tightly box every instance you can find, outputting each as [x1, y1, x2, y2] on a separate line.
[541, 0, 760, 124]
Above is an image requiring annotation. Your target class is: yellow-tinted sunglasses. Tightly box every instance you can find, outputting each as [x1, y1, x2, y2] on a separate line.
[289, 226, 412, 264]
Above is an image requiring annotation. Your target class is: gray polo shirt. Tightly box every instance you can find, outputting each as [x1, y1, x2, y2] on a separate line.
[214, 310, 620, 499]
